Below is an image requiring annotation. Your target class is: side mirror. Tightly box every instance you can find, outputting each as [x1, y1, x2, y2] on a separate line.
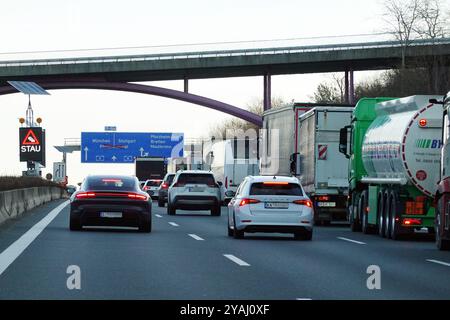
[217, 181, 223, 186]
[225, 190, 236, 198]
[339, 126, 351, 159]
[77, 182, 82, 187]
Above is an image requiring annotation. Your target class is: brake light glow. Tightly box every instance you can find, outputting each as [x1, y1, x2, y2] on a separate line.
[127, 193, 148, 201]
[75, 192, 148, 201]
[102, 179, 122, 183]
[239, 198, 260, 206]
[402, 218, 422, 226]
[75, 192, 96, 199]
[317, 196, 329, 201]
[143, 186, 149, 191]
[293, 199, 313, 207]
[262, 181, 289, 185]
[161, 183, 169, 189]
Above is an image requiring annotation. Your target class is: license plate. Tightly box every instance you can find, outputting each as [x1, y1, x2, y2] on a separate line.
[317, 202, 336, 207]
[100, 212, 123, 218]
[265, 202, 289, 209]
[188, 187, 204, 192]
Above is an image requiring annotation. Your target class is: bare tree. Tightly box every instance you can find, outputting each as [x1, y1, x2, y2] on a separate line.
[311, 73, 346, 104]
[383, 0, 421, 68]
[414, 0, 447, 39]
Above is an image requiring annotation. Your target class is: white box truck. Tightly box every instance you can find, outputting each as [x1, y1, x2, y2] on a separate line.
[207, 139, 259, 204]
[298, 107, 354, 224]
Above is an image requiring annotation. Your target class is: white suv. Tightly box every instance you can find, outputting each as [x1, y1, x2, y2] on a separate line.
[227, 176, 314, 240]
[167, 170, 222, 216]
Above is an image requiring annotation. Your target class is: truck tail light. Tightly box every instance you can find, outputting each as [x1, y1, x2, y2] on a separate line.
[293, 199, 313, 208]
[239, 198, 260, 206]
[402, 218, 422, 226]
[405, 197, 426, 215]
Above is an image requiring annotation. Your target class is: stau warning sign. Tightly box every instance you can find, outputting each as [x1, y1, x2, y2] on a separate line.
[19, 127, 45, 166]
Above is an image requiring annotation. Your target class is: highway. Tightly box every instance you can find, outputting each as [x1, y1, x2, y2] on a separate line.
[0, 199, 449, 300]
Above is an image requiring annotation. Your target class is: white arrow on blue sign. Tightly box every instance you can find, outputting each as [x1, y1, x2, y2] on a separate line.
[80, 132, 184, 163]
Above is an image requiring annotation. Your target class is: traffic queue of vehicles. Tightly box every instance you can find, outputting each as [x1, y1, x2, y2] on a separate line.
[68, 92, 450, 250]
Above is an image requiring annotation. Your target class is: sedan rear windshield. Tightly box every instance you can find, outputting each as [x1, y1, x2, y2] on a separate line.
[85, 177, 137, 191]
[249, 182, 304, 196]
[177, 174, 216, 186]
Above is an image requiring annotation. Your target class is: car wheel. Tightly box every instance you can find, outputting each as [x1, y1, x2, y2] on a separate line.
[158, 198, 165, 207]
[139, 214, 152, 233]
[233, 216, 244, 239]
[227, 224, 233, 237]
[294, 230, 313, 240]
[167, 202, 176, 215]
[69, 212, 82, 231]
[211, 204, 221, 216]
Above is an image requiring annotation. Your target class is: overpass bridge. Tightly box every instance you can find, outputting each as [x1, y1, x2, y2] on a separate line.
[0, 38, 449, 126]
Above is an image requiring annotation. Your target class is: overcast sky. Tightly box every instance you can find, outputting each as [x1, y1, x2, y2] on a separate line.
[0, 0, 393, 184]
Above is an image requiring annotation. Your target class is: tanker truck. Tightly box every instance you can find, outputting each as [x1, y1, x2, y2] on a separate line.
[339, 96, 443, 239]
[435, 91, 450, 250]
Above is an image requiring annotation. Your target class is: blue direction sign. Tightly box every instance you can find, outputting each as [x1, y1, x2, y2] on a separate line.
[81, 132, 184, 163]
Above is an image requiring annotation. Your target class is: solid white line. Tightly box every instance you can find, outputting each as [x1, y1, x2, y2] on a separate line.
[155, 214, 163, 218]
[224, 254, 250, 267]
[296, 298, 313, 300]
[427, 259, 450, 267]
[188, 234, 204, 241]
[337, 237, 366, 245]
[0, 201, 69, 276]
[169, 222, 179, 227]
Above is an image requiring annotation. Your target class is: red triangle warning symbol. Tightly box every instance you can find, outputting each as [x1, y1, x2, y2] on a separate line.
[22, 129, 40, 145]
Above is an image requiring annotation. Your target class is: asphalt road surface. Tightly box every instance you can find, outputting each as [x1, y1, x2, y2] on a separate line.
[0, 199, 449, 300]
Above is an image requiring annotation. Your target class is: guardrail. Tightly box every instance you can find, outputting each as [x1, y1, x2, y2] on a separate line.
[1, 38, 449, 68]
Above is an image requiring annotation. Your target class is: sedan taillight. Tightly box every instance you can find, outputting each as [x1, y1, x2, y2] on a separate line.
[75, 192, 148, 201]
[293, 199, 313, 208]
[127, 193, 149, 201]
[75, 192, 96, 199]
[239, 198, 260, 206]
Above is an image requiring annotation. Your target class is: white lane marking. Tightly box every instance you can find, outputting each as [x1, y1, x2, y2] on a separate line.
[188, 234, 204, 241]
[337, 237, 366, 245]
[296, 298, 313, 300]
[169, 222, 179, 227]
[155, 214, 163, 218]
[427, 259, 450, 267]
[0, 201, 69, 276]
[223, 254, 250, 267]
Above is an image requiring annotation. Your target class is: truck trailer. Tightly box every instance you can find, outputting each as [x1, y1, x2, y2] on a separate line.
[261, 102, 353, 176]
[298, 107, 354, 224]
[135, 157, 167, 182]
[435, 91, 450, 250]
[339, 96, 443, 239]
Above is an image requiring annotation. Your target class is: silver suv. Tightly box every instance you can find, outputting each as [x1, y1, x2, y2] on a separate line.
[167, 170, 222, 216]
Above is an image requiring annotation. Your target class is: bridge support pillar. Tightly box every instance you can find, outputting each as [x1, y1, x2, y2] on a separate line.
[345, 70, 355, 104]
[263, 73, 271, 111]
[184, 77, 189, 93]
